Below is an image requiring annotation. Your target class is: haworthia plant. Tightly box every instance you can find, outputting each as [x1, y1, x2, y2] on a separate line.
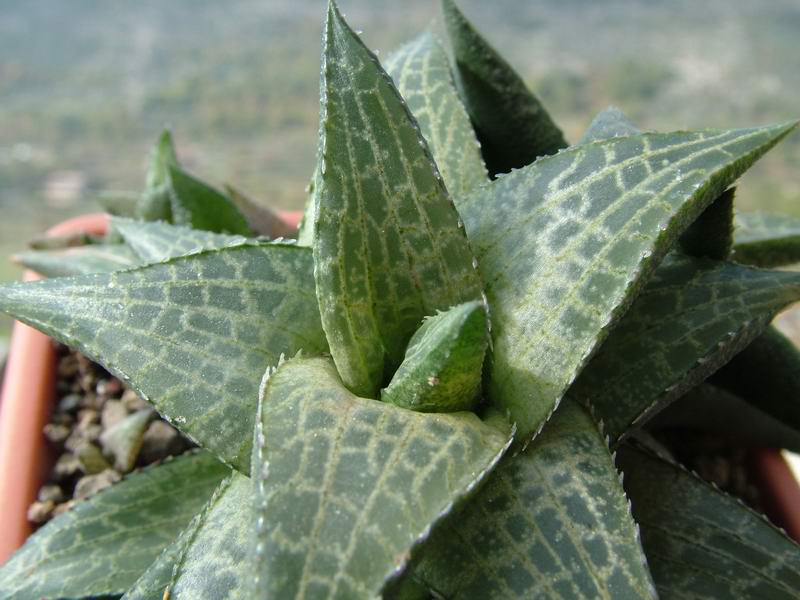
[13, 243, 139, 277]
[313, 1, 482, 397]
[0, 452, 228, 599]
[619, 444, 800, 600]
[1, 1, 799, 598]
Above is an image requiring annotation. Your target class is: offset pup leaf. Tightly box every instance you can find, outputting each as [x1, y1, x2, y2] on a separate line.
[314, 2, 482, 397]
[408, 400, 656, 600]
[253, 356, 511, 599]
[733, 210, 800, 267]
[0, 452, 228, 599]
[13, 243, 139, 277]
[385, 30, 488, 198]
[0, 243, 327, 472]
[137, 129, 179, 222]
[569, 255, 800, 444]
[111, 217, 250, 263]
[458, 122, 797, 442]
[619, 444, 800, 600]
[677, 187, 735, 260]
[579, 106, 641, 144]
[441, 0, 567, 174]
[167, 164, 252, 235]
[711, 326, 800, 435]
[381, 300, 488, 412]
[646, 383, 800, 451]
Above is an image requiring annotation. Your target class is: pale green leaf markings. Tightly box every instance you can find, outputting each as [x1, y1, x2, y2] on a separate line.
[619, 444, 800, 600]
[733, 210, 800, 267]
[137, 129, 179, 222]
[13, 243, 139, 277]
[569, 255, 800, 444]
[166, 473, 252, 600]
[647, 383, 800, 452]
[0, 451, 227, 599]
[580, 106, 642, 144]
[314, 2, 483, 397]
[677, 187, 735, 260]
[457, 122, 797, 442]
[441, 0, 567, 174]
[385, 30, 488, 198]
[381, 300, 488, 412]
[167, 164, 251, 235]
[409, 400, 656, 600]
[253, 356, 511, 599]
[0, 243, 327, 472]
[112, 217, 250, 263]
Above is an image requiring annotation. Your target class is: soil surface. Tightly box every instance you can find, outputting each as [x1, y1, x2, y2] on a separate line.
[28, 343, 192, 525]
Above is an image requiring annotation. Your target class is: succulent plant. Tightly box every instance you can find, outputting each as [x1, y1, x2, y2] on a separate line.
[2, 1, 800, 598]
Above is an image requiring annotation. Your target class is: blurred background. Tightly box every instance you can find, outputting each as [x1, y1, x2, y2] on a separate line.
[1, 0, 799, 342]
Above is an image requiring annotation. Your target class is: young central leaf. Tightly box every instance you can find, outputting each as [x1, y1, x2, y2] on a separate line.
[381, 300, 488, 412]
[253, 356, 511, 599]
[314, 2, 482, 397]
[137, 130, 179, 222]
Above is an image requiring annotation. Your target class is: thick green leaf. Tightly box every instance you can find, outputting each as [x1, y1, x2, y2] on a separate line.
[441, 0, 567, 174]
[165, 473, 251, 600]
[111, 217, 250, 263]
[252, 356, 511, 599]
[167, 164, 251, 235]
[569, 255, 800, 444]
[678, 187, 735, 260]
[13, 244, 139, 277]
[407, 400, 656, 599]
[385, 30, 488, 198]
[711, 326, 800, 434]
[314, 2, 482, 397]
[458, 122, 797, 442]
[137, 130, 179, 222]
[0, 451, 227, 600]
[224, 183, 297, 238]
[619, 444, 800, 599]
[733, 210, 800, 267]
[646, 383, 800, 451]
[122, 534, 185, 600]
[0, 243, 327, 472]
[98, 190, 139, 217]
[381, 300, 488, 412]
[579, 106, 641, 144]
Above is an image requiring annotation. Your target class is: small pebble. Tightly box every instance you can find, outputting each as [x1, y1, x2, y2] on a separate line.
[27, 500, 55, 524]
[74, 469, 121, 500]
[38, 484, 65, 504]
[53, 453, 81, 480]
[76, 442, 112, 475]
[57, 394, 82, 413]
[100, 409, 153, 472]
[53, 500, 76, 517]
[101, 400, 128, 430]
[121, 389, 150, 412]
[139, 421, 185, 464]
[97, 378, 122, 397]
[43, 423, 70, 445]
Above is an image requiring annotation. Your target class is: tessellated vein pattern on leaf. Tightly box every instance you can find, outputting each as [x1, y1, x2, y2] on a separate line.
[253, 356, 511, 599]
[409, 401, 656, 599]
[0, 452, 228, 599]
[313, 2, 482, 397]
[0, 243, 327, 472]
[457, 122, 797, 442]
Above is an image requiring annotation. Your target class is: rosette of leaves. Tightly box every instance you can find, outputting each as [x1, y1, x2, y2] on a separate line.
[2, 1, 800, 599]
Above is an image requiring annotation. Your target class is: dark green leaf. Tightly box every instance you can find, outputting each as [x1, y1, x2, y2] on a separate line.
[122, 534, 184, 599]
[13, 244, 139, 277]
[314, 2, 483, 397]
[0, 243, 327, 472]
[569, 255, 800, 444]
[253, 356, 511, 599]
[579, 106, 641, 144]
[167, 165, 251, 235]
[619, 444, 800, 599]
[733, 211, 800, 267]
[385, 30, 488, 198]
[0, 452, 228, 599]
[441, 0, 567, 174]
[408, 400, 656, 599]
[458, 122, 797, 443]
[111, 217, 250, 263]
[381, 300, 488, 412]
[224, 183, 297, 238]
[137, 130, 179, 222]
[678, 187, 735, 260]
[646, 383, 800, 451]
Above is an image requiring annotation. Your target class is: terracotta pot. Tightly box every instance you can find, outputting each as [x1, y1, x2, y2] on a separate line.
[0, 210, 302, 563]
